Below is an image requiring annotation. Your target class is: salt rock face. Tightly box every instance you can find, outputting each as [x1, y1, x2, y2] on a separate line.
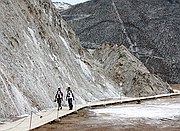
[0, 0, 173, 120]
[0, 0, 120, 120]
[61, 0, 180, 83]
[91, 44, 173, 97]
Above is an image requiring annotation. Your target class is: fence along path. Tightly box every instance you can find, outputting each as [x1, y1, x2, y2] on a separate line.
[0, 90, 180, 131]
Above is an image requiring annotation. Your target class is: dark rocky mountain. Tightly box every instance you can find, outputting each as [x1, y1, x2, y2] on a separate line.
[61, 0, 180, 83]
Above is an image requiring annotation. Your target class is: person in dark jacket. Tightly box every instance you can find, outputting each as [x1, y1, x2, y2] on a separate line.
[54, 87, 63, 111]
[66, 87, 74, 110]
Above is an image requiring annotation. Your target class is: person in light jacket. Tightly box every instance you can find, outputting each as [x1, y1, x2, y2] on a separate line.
[66, 87, 74, 110]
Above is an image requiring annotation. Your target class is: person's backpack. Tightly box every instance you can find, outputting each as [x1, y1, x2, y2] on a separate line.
[67, 90, 73, 98]
[56, 90, 63, 98]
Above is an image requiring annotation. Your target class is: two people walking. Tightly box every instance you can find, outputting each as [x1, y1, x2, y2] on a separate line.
[54, 87, 74, 110]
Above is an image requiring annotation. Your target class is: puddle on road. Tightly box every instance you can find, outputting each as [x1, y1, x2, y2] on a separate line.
[34, 96, 180, 131]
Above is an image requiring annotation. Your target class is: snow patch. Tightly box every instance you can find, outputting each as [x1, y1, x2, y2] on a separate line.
[53, 2, 71, 11]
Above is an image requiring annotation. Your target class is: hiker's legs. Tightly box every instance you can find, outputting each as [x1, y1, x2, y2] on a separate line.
[68, 98, 73, 110]
[57, 98, 62, 110]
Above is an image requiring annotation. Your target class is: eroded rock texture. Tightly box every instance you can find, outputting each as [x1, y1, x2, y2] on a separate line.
[61, 0, 180, 83]
[90, 44, 173, 97]
[0, 0, 173, 120]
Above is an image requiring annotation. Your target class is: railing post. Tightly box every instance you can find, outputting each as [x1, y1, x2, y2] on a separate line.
[75, 99, 77, 112]
[119, 91, 121, 100]
[29, 111, 33, 130]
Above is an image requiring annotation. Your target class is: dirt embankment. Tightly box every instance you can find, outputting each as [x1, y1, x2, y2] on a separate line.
[170, 84, 180, 90]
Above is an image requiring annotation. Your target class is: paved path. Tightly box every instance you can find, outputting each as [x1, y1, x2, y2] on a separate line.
[0, 90, 180, 131]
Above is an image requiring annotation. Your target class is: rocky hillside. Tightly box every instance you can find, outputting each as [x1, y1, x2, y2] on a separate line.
[90, 44, 173, 97]
[61, 0, 180, 83]
[0, 0, 173, 120]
